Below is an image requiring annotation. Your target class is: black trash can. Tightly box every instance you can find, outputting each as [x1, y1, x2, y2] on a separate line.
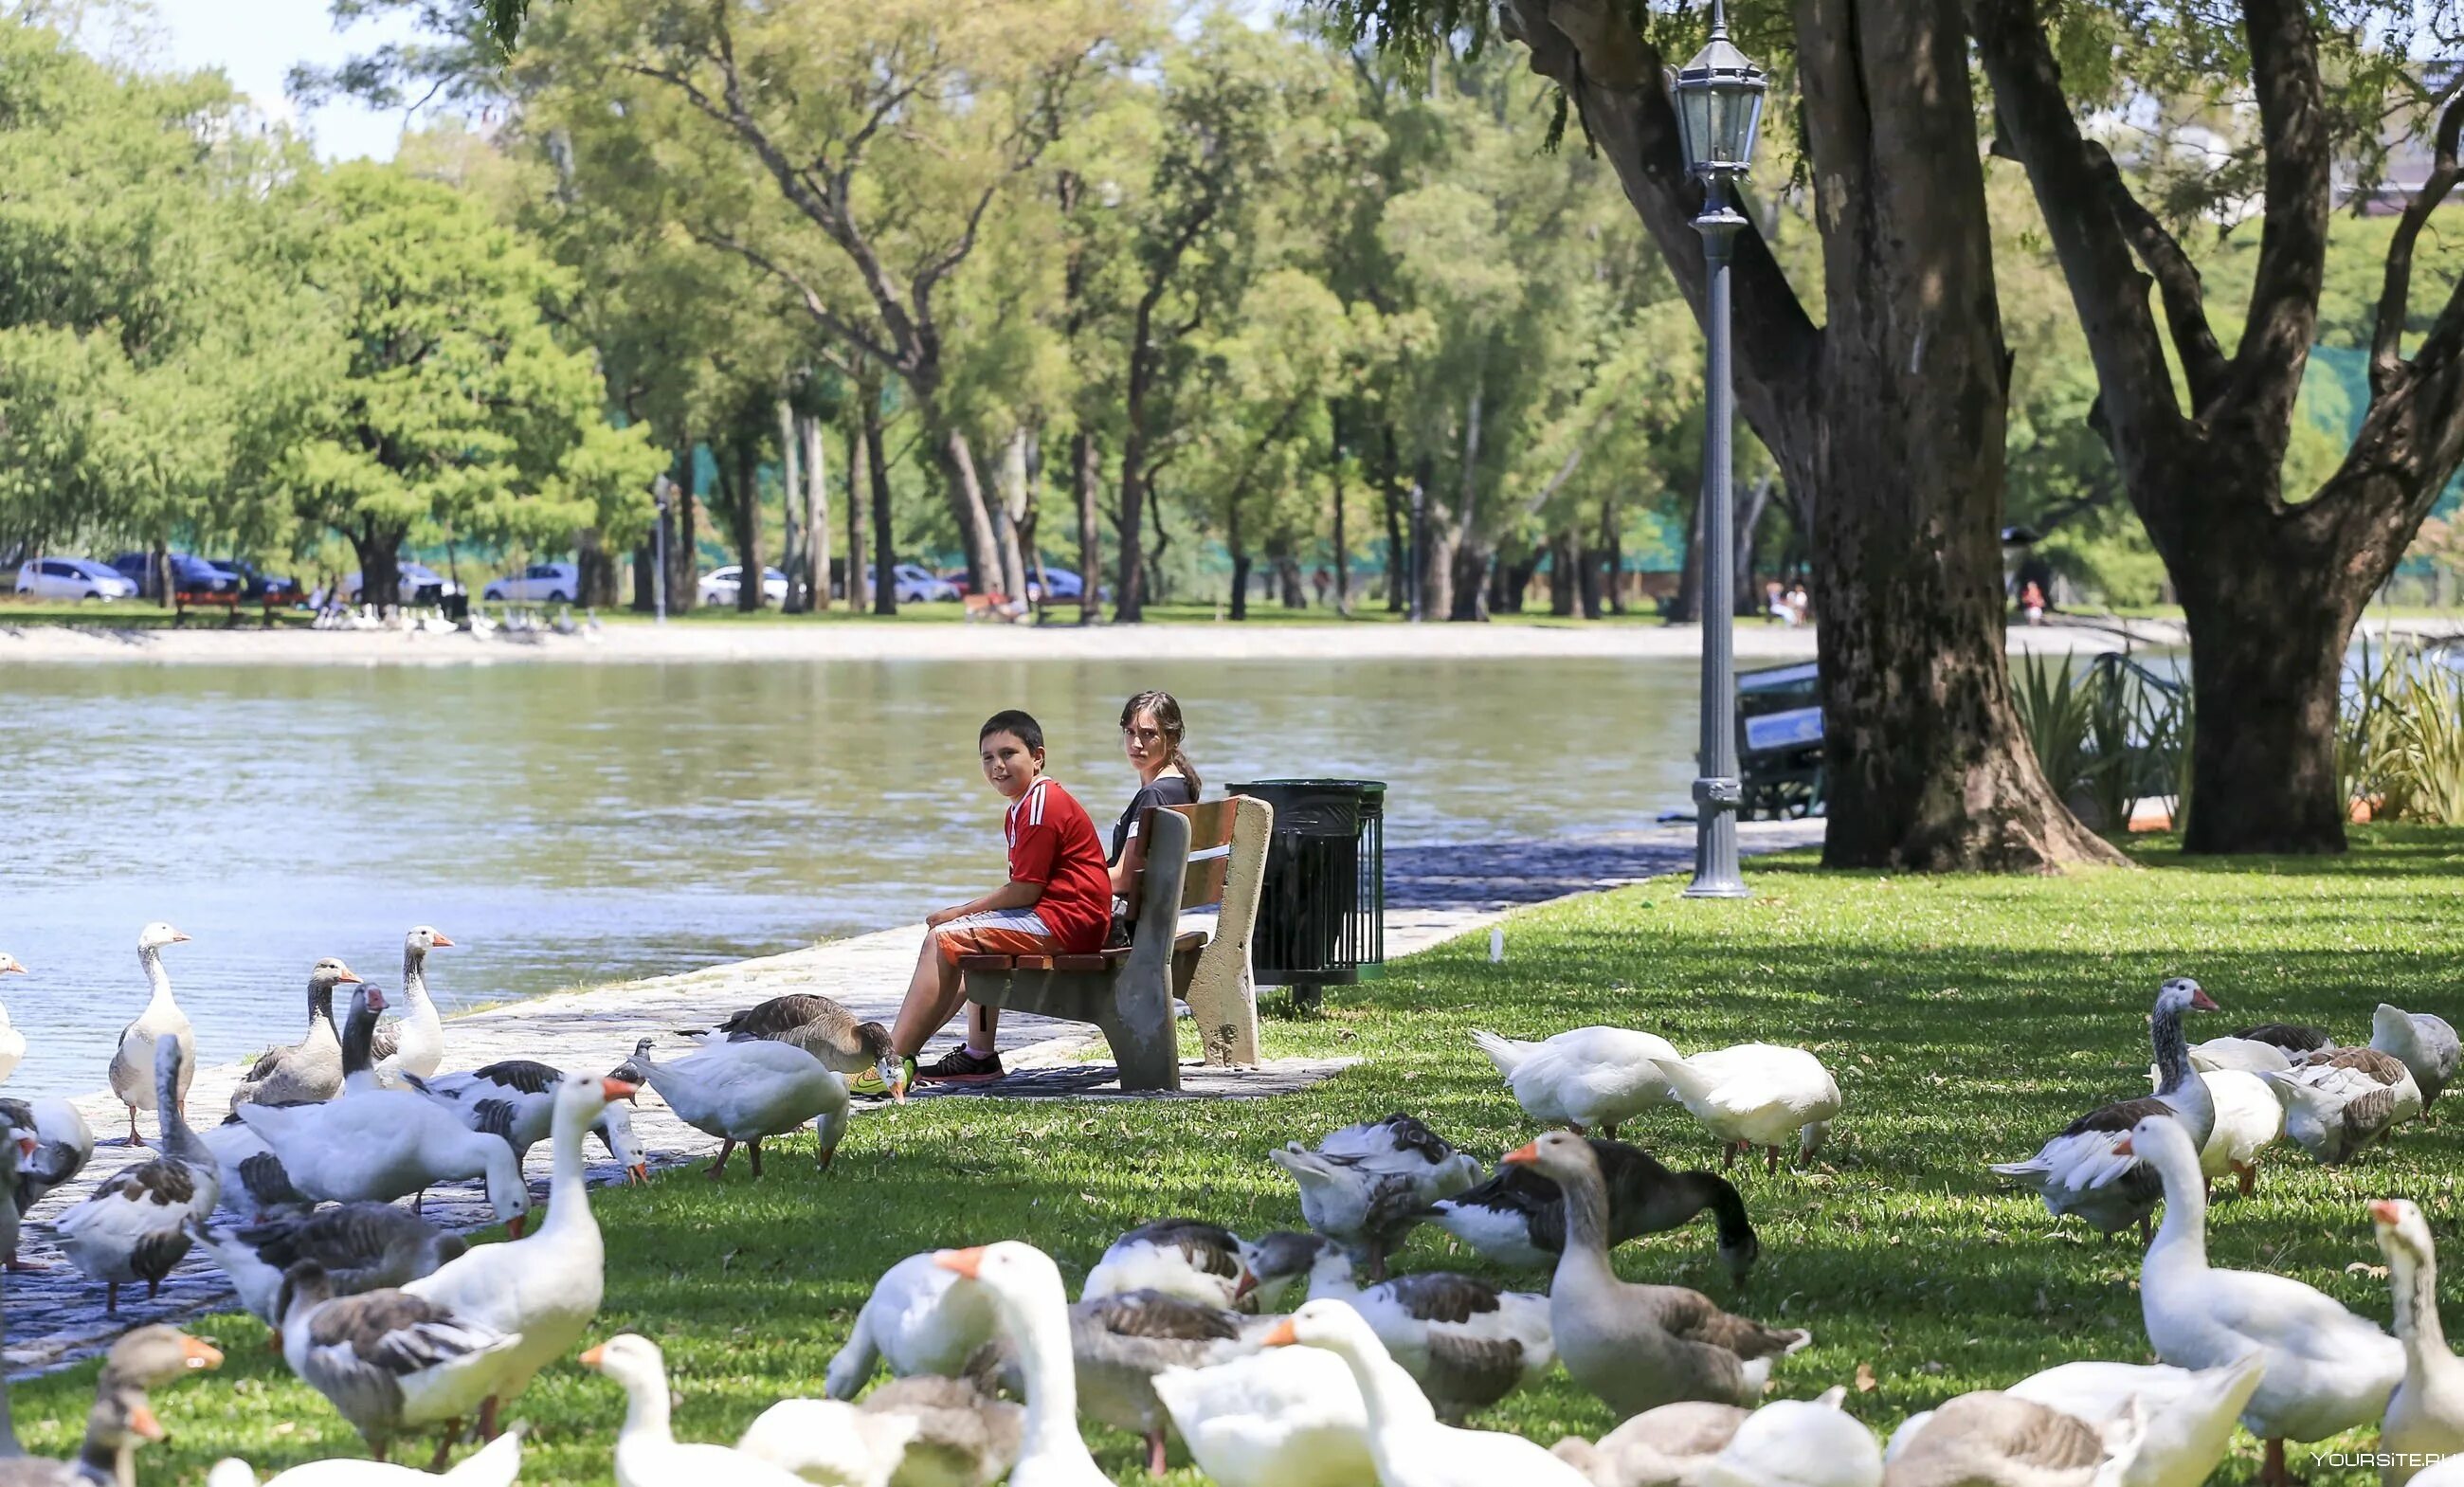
[1227, 779, 1386, 1007]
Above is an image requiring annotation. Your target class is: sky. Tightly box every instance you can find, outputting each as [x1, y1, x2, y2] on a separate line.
[143, 0, 429, 160]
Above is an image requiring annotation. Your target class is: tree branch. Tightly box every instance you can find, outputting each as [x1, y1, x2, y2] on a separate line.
[687, 227, 897, 367]
[2231, 0, 2332, 413]
[2373, 90, 2464, 392]
[2085, 140, 2229, 407]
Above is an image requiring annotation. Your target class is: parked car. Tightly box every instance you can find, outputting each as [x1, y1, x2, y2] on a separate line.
[936, 568, 974, 599]
[211, 559, 305, 606]
[1027, 567, 1110, 603]
[698, 565, 789, 606]
[13, 557, 138, 601]
[331, 562, 466, 607]
[109, 552, 241, 598]
[867, 564, 960, 603]
[483, 562, 581, 604]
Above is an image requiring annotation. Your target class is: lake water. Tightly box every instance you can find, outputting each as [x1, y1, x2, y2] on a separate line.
[0, 656, 1699, 1092]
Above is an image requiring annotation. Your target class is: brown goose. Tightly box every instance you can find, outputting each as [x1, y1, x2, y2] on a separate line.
[56, 1040, 219, 1311]
[190, 1203, 468, 1324]
[275, 1260, 515, 1468]
[1421, 1137, 1759, 1281]
[229, 959, 363, 1110]
[679, 992, 900, 1086]
[1882, 1390, 2137, 1486]
[1505, 1132, 1807, 1422]
[2262, 1046, 2423, 1164]
[0, 1326, 222, 1487]
[1551, 1401, 1748, 1486]
[1299, 1240, 1553, 1420]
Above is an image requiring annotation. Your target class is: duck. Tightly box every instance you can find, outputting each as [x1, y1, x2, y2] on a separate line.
[2260, 1046, 2422, 1165]
[1648, 1043, 1843, 1172]
[616, 1034, 848, 1177]
[743, 1374, 1024, 1487]
[276, 1260, 516, 1469]
[2116, 1112, 2401, 1487]
[370, 927, 453, 1086]
[190, 1204, 469, 1325]
[229, 959, 363, 1110]
[1299, 1240, 1552, 1419]
[680, 991, 903, 1089]
[2147, 1064, 2280, 1200]
[107, 922, 194, 1147]
[1989, 977, 2220, 1240]
[1471, 1026, 1679, 1137]
[0, 1325, 223, 1487]
[206, 1429, 522, 1485]
[1270, 1114, 1484, 1279]
[987, 1288, 1266, 1477]
[1151, 1347, 1374, 1487]
[826, 1249, 1005, 1400]
[402, 1070, 632, 1442]
[1697, 1390, 1880, 1487]
[2374, 1005, 2460, 1112]
[0, 1094, 94, 1254]
[585, 1333, 810, 1487]
[1995, 1353, 2262, 1487]
[2374, 1197, 2464, 1482]
[1505, 1132, 1808, 1421]
[0, 952, 27, 1084]
[1550, 1401, 1748, 1487]
[233, 985, 529, 1228]
[56, 1038, 219, 1311]
[406, 1059, 651, 1180]
[1261, 1297, 1593, 1487]
[1420, 1136, 1759, 1281]
[1085, 1218, 1256, 1310]
[1879, 1390, 2140, 1486]
[931, 1242, 1114, 1487]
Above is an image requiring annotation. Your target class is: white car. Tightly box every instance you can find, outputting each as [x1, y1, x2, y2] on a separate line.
[869, 563, 960, 603]
[699, 565, 788, 606]
[14, 557, 138, 601]
[482, 562, 580, 604]
[335, 562, 467, 607]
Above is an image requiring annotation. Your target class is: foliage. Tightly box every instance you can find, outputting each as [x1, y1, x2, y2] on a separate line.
[2380, 664, 2464, 824]
[19, 831, 2464, 1481]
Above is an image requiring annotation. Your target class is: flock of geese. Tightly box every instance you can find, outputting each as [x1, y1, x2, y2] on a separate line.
[0, 929, 2458, 1486]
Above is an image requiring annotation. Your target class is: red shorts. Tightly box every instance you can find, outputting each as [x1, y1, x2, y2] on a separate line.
[933, 908, 1063, 967]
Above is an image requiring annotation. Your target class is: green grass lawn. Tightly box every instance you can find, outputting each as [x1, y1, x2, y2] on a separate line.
[24, 828, 2464, 1483]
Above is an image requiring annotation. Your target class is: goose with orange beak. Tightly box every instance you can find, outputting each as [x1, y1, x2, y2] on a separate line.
[404, 1071, 636, 1446]
[7, 1325, 225, 1485]
[1261, 1298, 1590, 1487]
[583, 1333, 809, 1487]
[2373, 1196, 2464, 1479]
[933, 1242, 1113, 1487]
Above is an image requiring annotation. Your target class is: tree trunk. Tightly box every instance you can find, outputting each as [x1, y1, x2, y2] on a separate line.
[1115, 358, 1155, 622]
[1670, 480, 1706, 625]
[2177, 551, 2355, 851]
[1496, 0, 2112, 871]
[1227, 497, 1250, 622]
[1451, 382, 1487, 621]
[632, 542, 657, 612]
[1733, 474, 1774, 617]
[777, 400, 804, 613]
[666, 446, 698, 614]
[1331, 404, 1351, 616]
[577, 528, 619, 607]
[993, 426, 1031, 607]
[1275, 551, 1304, 608]
[151, 539, 170, 608]
[732, 440, 766, 612]
[1145, 479, 1170, 607]
[1601, 497, 1624, 615]
[924, 416, 1002, 597]
[1383, 462, 1406, 612]
[350, 523, 406, 618]
[845, 416, 870, 612]
[803, 413, 830, 611]
[1075, 430, 1100, 626]
[1551, 531, 1580, 615]
[865, 398, 898, 617]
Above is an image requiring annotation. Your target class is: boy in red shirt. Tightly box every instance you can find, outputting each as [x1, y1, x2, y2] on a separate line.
[863, 709, 1114, 1095]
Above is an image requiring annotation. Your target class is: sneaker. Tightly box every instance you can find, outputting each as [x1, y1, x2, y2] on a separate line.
[848, 1057, 915, 1100]
[916, 1046, 1006, 1084]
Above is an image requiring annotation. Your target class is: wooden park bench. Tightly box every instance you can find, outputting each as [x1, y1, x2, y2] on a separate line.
[958, 795, 1272, 1091]
[962, 592, 1026, 623]
[172, 587, 241, 628]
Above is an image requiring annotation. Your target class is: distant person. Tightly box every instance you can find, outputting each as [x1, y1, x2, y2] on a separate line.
[1107, 691, 1201, 946]
[1765, 580, 1792, 626]
[1786, 582, 1811, 626]
[2020, 579, 2047, 627]
[856, 709, 1114, 1095]
[1312, 567, 1332, 608]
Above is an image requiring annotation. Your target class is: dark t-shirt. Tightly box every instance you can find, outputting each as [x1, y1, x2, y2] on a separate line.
[1110, 773, 1199, 864]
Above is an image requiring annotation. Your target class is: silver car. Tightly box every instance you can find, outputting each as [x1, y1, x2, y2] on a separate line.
[482, 562, 581, 604]
[14, 558, 138, 601]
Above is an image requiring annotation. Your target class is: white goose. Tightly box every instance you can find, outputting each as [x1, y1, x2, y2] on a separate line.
[2117, 1113, 2401, 1486]
[371, 927, 453, 1086]
[0, 1093, 93, 1246]
[2261, 1047, 2423, 1165]
[1084, 1217, 1257, 1310]
[108, 921, 195, 1146]
[56, 1037, 219, 1311]
[825, 1249, 1003, 1399]
[1152, 1347, 1374, 1487]
[207, 1430, 522, 1485]
[403, 1069, 632, 1441]
[2374, 1197, 2464, 1482]
[618, 1035, 848, 1177]
[932, 1242, 1113, 1487]
[1301, 1242, 1553, 1419]
[407, 1058, 651, 1180]
[233, 986, 528, 1228]
[1699, 1391, 1881, 1487]
[1997, 1354, 2263, 1487]
[1262, 1297, 1592, 1487]
[0, 952, 27, 1084]
[2147, 1063, 2280, 1199]
[1471, 1026, 1679, 1137]
[1649, 1044, 1842, 1172]
[2374, 1004, 2461, 1112]
[585, 1333, 809, 1487]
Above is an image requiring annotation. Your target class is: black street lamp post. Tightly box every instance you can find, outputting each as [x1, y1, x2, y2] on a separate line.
[1675, 2, 1766, 899]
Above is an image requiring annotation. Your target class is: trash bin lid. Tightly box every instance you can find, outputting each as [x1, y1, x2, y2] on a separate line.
[1228, 779, 1387, 792]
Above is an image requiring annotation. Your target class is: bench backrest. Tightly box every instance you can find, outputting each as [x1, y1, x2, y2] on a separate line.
[1130, 796, 1271, 940]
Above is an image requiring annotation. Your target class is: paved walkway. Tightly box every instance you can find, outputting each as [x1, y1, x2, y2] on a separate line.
[3, 819, 1821, 1373]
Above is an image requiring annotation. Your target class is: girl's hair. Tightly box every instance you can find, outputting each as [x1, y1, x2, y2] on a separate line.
[1120, 690, 1200, 796]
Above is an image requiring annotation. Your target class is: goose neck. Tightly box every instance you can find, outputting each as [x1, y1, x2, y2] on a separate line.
[401, 946, 432, 1013]
[542, 1100, 594, 1236]
[1009, 1297, 1099, 1469]
[1329, 1337, 1437, 1436]
[138, 945, 173, 1011]
[2144, 1141, 2208, 1272]
[2150, 1005, 2191, 1095]
[617, 1367, 672, 1443]
[2391, 1246, 2458, 1381]
[1551, 1161, 1619, 1278]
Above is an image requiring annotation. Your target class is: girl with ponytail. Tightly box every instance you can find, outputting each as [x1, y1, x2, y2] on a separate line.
[1108, 690, 1201, 941]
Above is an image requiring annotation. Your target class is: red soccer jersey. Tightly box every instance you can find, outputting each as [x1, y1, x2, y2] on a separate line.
[1006, 777, 1114, 953]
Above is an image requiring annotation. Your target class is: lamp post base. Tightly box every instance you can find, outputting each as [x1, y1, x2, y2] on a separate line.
[1684, 774, 1751, 898]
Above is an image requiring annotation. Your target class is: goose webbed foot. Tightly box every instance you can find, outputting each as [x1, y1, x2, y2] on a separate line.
[1601, 1122, 1620, 1140]
[706, 1141, 735, 1179]
[104, 1282, 118, 1313]
[2237, 1160, 2257, 1197]
[2259, 1437, 2293, 1486]
[424, 1425, 455, 1471]
[1723, 1142, 1741, 1172]
[1765, 1144, 1781, 1175]
[749, 1139, 764, 1179]
[479, 1396, 500, 1442]
[1146, 1429, 1169, 1476]
[4, 1253, 44, 1272]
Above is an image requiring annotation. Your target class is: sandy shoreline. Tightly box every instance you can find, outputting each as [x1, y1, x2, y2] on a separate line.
[0, 612, 2309, 667]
